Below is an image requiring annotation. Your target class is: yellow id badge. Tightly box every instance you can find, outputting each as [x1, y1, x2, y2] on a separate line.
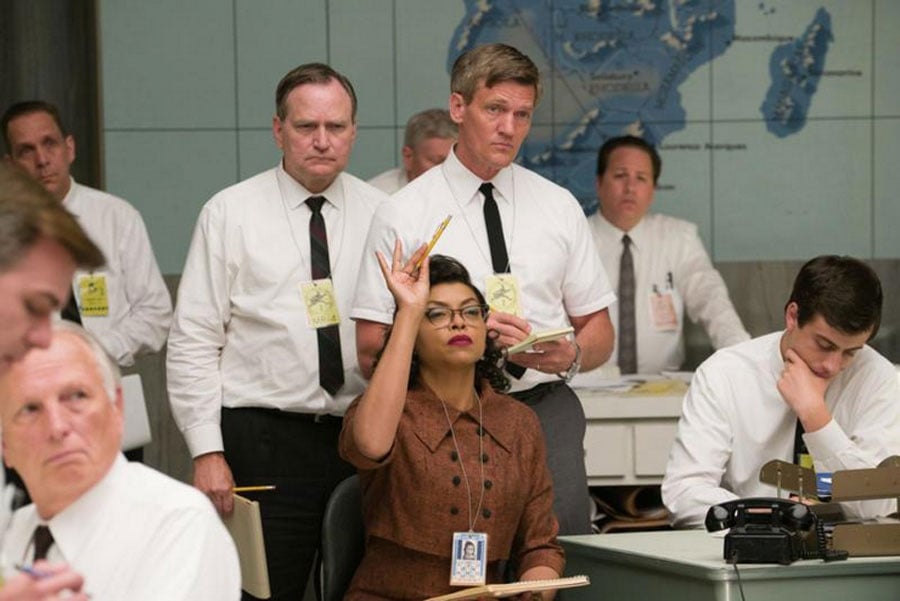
[299, 279, 341, 328]
[78, 274, 109, 316]
[485, 274, 521, 316]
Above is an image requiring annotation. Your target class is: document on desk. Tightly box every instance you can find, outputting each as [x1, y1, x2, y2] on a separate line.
[223, 494, 271, 599]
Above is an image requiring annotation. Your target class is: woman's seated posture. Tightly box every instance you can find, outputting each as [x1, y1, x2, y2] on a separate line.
[340, 246, 564, 600]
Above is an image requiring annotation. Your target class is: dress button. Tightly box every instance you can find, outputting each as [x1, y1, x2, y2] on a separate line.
[450, 451, 458, 461]
[450, 506, 459, 515]
[482, 508, 492, 519]
[452, 475, 461, 486]
[484, 480, 492, 489]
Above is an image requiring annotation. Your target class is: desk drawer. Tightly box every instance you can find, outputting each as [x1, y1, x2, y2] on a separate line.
[584, 423, 630, 476]
[634, 422, 678, 476]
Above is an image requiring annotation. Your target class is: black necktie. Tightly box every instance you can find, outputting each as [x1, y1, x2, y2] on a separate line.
[480, 183, 525, 378]
[32, 525, 54, 561]
[618, 234, 637, 374]
[793, 419, 809, 466]
[307, 196, 344, 395]
[480, 183, 510, 274]
[61, 292, 82, 325]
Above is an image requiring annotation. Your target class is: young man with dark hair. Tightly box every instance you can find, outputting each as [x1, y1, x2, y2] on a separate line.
[663, 255, 900, 527]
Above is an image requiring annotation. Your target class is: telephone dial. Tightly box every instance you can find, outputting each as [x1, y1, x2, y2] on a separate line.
[705, 497, 847, 564]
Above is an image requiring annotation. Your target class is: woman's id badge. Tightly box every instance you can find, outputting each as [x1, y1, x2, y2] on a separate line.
[299, 279, 340, 328]
[450, 531, 487, 586]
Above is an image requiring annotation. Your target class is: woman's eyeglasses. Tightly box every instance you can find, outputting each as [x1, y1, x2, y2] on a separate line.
[424, 304, 489, 328]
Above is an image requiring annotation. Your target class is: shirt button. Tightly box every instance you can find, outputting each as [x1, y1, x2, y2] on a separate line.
[484, 480, 493, 489]
[450, 451, 459, 461]
[482, 508, 492, 519]
[481, 453, 489, 463]
[452, 475, 461, 486]
[450, 506, 459, 515]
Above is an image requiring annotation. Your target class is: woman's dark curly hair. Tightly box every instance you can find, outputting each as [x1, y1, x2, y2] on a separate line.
[376, 254, 510, 392]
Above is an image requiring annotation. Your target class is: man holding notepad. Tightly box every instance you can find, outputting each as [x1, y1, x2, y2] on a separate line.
[352, 43, 616, 535]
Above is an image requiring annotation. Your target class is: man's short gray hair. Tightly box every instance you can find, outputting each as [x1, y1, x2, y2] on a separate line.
[403, 109, 457, 149]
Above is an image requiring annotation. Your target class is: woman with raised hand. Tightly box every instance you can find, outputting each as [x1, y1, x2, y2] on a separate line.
[340, 243, 564, 600]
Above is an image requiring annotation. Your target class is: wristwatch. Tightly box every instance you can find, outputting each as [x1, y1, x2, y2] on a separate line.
[558, 340, 582, 383]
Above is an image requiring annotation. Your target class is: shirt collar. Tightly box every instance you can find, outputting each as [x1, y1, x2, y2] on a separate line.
[275, 161, 345, 211]
[407, 383, 515, 454]
[594, 210, 649, 251]
[60, 177, 78, 207]
[442, 147, 515, 208]
[47, 454, 127, 563]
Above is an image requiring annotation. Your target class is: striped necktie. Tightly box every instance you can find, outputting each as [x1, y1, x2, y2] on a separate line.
[307, 196, 344, 395]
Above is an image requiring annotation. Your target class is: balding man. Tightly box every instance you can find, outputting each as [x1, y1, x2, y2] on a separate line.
[368, 108, 458, 194]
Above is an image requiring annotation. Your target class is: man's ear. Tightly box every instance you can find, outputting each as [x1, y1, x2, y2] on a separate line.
[785, 301, 799, 331]
[448, 93, 466, 124]
[401, 145, 414, 174]
[64, 135, 76, 167]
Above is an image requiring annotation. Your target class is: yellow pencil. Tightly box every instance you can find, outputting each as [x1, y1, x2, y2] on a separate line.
[416, 214, 452, 268]
[233, 485, 277, 493]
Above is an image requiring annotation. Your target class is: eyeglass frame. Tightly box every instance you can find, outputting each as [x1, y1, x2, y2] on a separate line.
[423, 303, 490, 328]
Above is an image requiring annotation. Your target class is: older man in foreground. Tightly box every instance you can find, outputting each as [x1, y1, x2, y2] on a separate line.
[0, 322, 240, 600]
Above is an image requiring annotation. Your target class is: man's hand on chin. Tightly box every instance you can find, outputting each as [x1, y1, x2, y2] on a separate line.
[777, 348, 832, 432]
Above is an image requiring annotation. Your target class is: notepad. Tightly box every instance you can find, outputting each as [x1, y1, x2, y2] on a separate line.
[505, 327, 575, 355]
[223, 494, 271, 599]
[425, 574, 590, 601]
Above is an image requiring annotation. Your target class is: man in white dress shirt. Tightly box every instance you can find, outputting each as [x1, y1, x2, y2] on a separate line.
[588, 135, 749, 375]
[0, 163, 104, 601]
[368, 108, 457, 194]
[353, 44, 616, 535]
[2, 101, 172, 369]
[0, 322, 239, 600]
[167, 63, 386, 600]
[663, 256, 900, 527]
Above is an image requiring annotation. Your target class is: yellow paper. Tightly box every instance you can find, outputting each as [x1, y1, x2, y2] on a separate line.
[300, 279, 341, 328]
[628, 379, 688, 396]
[78, 274, 109, 316]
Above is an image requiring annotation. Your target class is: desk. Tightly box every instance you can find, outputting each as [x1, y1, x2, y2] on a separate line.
[560, 530, 900, 601]
[576, 384, 685, 486]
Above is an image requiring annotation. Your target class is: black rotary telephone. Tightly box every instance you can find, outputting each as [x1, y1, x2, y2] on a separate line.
[705, 497, 848, 564]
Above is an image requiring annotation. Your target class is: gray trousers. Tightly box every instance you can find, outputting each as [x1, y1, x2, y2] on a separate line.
[512, 381, 592, 535]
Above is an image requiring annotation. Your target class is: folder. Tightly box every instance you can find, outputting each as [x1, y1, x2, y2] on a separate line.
[425, 574, 590, 601]
[223, 494, 271, 599]
[120, 374, 152, 451]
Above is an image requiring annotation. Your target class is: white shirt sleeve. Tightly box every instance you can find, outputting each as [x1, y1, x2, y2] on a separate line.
[96, 208, 173, 365]
[662, 365, 741, 528]
[166, 202, 231, 458]
[676, 225, 750, 349]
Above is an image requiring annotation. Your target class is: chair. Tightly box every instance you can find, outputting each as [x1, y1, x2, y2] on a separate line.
[318, 475, 365, 601]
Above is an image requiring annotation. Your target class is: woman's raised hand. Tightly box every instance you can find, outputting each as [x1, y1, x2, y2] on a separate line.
[375, 240, 430, 313]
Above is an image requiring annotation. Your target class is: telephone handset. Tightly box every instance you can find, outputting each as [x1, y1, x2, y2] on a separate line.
[705, 497, 847, 564]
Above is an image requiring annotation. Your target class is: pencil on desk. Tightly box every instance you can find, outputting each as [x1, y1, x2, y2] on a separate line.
[415, 214, 452, 268]
[233, 485, 277, 493]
